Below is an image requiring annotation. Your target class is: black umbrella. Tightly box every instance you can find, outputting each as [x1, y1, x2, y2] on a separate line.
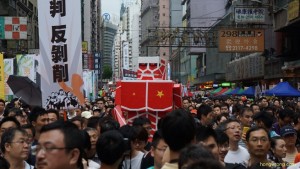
[7, 75, 42, 106]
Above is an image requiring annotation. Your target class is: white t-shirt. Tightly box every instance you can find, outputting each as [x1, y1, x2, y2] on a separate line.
[122, 151, 144, 169]
[224, 145, 250, 166]
[25, 161, 34, 169]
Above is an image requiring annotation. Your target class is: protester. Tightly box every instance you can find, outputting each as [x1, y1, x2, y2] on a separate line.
[46, 109, 59, 123]
[268, 136, 289, 168]
[223, 119, 249, 166]
[195, 126, 219, 160]
[144, 130, 167, 169]
[196, 104, 214, 127]
[96, 130, 126, 169]
[280, 125, 298, 163]
[0, 128, 33, 169]
[245, 127, 272, 168]
[119, 125, 144, 169]
[161, 108, 196, 169]
[27, 106, 49, 166]
[178, 144, 217, 169]
[0, 99, 5, 121]
[36, 121, 84, 169]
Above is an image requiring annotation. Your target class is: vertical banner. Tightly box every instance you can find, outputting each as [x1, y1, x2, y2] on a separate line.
[16, 54, 35, 82]
[38, 0, 83, 109]
[123, 41, 129, 70]
[0, 54, 4, 99]
[4, 59, 14, 99]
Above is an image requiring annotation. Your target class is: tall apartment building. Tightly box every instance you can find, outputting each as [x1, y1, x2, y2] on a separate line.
[101, 21, 118, 67]
[113, 0, 141, 81]
[140, 0, 159, 57]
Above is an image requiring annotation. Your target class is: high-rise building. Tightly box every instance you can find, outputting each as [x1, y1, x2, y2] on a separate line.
[113, 0, 141, 81]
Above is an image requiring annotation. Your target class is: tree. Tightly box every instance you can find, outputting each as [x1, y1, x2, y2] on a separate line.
[102, 65, 113, 79]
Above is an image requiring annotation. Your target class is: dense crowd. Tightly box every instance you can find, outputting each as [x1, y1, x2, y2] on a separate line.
[1, 95, 300, 169]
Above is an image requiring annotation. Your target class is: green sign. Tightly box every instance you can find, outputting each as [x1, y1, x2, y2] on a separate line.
[221, 82, 231, 87]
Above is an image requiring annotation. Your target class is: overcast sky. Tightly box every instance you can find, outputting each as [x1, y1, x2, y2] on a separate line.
[101, 0, 121, 24]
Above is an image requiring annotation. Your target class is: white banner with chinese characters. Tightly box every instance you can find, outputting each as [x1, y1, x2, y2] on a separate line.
[38, 0, 84, 109]
[123, 41, 129, 70]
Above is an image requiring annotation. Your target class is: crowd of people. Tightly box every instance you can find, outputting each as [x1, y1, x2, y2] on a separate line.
[1, 94, 300, 169]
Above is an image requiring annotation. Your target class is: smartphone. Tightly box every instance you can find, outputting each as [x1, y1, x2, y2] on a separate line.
[243, 127, 250, 135]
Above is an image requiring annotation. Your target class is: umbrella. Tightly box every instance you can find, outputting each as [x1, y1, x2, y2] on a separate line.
[7, 75, 42, 106]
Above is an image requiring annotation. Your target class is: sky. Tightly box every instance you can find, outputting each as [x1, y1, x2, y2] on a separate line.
[101, 0, 121, 24]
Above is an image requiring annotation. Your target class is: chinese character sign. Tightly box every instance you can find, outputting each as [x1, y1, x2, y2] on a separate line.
[218, 29, 264, 53]
[123, 41, 129, 70]
[38, 0, 84, 109]
[235, 7, 266, 23]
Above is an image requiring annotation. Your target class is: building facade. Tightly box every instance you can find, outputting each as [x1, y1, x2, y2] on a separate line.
[0, 0, 39, 57]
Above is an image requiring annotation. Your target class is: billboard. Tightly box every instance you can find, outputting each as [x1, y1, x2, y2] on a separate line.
[218, 29, 265, 53]
[38, 0, 84, 109]
[0, 17, 27, 39]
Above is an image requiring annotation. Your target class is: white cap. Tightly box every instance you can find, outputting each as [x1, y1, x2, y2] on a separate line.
[81, 111, 93, 119]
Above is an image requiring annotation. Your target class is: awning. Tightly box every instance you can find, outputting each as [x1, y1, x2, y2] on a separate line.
[214, 88, 229, 96]
[210, 87, 222, 95]
[275, 17, 300, 32]
[222, 88, 233, 95]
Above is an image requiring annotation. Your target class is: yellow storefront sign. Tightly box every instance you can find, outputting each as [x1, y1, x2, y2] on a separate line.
[288, 0, 300, 21]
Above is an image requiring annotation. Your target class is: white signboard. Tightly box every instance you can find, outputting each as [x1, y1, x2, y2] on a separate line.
[123, 41, 129, 70]
[235, 7, 266, 23]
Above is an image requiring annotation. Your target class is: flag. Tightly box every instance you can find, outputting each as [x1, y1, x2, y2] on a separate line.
[147, 81, 173, 111]
[120, 81, 147, 111]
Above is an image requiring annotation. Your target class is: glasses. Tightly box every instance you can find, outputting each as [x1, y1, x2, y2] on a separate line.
[249, 137, 269, 143]
[35, 144, 74, 154]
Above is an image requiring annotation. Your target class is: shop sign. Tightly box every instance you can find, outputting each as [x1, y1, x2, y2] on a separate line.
[235, 7, 266, 23]
[219, 29, 264, 52]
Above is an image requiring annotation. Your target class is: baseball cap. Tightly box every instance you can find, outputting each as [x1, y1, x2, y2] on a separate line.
[81, 111, 93, 119]
[280, 125, 296, 137]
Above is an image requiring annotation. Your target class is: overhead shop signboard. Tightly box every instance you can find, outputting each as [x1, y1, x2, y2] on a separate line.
[234, 7, 266, 23]
[288, 0, 300, 21]
[218, 29, 264, 53]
